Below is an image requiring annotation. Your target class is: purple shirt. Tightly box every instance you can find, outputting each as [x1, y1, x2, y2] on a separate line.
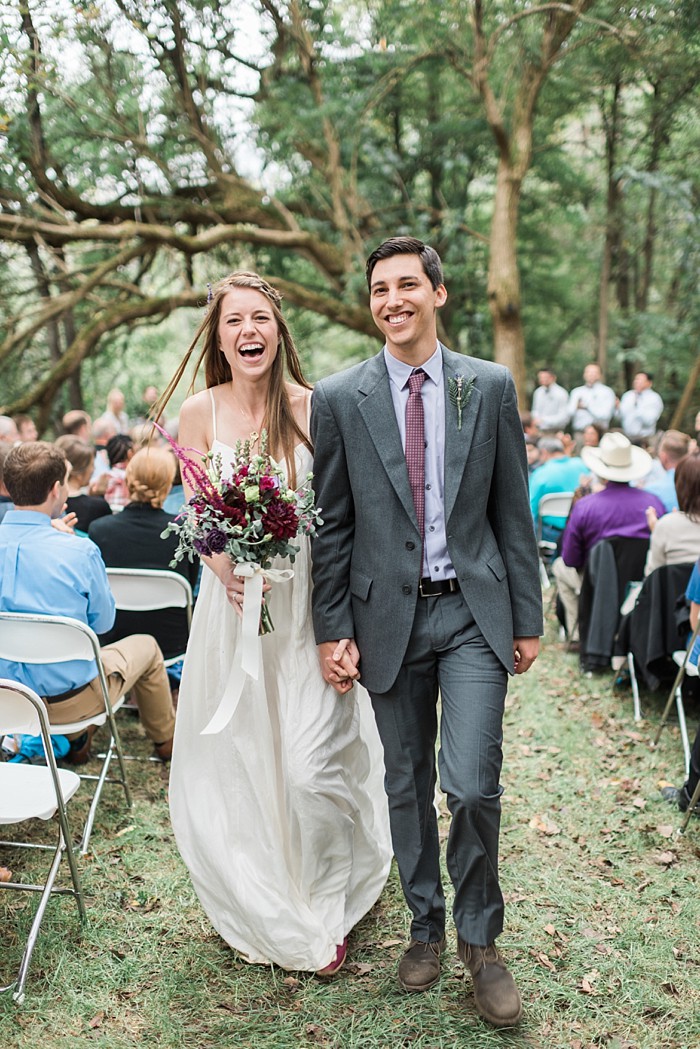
[561, 482, 665, 569]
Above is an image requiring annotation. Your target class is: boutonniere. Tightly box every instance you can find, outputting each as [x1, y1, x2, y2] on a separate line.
[447, 375, 476, 431]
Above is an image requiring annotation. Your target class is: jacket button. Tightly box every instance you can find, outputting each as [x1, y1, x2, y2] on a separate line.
[402, 585, 412, 595]
[405, 541, 415, 550]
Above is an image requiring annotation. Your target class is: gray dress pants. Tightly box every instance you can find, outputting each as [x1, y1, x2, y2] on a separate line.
[369, 588, 508, 947]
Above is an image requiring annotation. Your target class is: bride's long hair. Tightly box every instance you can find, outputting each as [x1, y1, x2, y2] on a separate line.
[157, 272, 312, 487]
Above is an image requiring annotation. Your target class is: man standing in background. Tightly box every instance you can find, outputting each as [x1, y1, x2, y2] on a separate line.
[568, 363, 616, 435]
[618, 371, 663, 440]
[531, 367, 569, 434]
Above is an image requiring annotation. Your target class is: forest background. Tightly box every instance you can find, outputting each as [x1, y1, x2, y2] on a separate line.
[0, 0, 698, 433]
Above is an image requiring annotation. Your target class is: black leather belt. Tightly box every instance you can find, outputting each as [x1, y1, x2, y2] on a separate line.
[42, 683, 87, 704]
[418, 577, 459, 598]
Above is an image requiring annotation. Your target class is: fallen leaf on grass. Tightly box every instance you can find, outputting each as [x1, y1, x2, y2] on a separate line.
[534, 951, 556, 971]
[656, 824, 674, 838]
[88, 1012, 105, 1029]
[378, 939, 403, 948]
[282, 976, 300, 991]
[305, 1024, 325, 1039]
[661, 982, 679, 996]
[528, 815, 561, 836]
[0, 866, 12, 882]
[345, 962, 373, 976]
[544, 924, 557, 936]
[652, 850, 677, 867]
[115, 825, 136, 837]
[594, 943, 612, 956]
[632, 796, 647, 809]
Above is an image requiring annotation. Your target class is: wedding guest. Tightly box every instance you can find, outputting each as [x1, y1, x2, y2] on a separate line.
[530, 437, 589, 543]
[581, 422, 605, 448]
[568, 363, 616, 435]
[13, 414, 38, 442]
[531, 367, 569, 434]
[645, 453, 700, 574]
[61, 409, 92, 441]
[96, 387, 129, 433]
[0, 441, 175, 763]
[552, 432, 664, 642]
[618, 371, 664, 440]
[642, 430, 692, 512]
[88, 447, 198, 664]
[54, 435, 111, 534]
[161, 271, 391, 977]
[0, 417, 19, 444]
[103, 434, 134, 511]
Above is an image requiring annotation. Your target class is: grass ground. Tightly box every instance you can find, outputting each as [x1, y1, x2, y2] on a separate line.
[1, 609, 699, 1048]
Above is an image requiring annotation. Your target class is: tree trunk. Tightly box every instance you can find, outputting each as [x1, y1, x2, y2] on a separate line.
[669, 353, 700, 432]
[488, 155, 525, 403]
[597, 80, 622, 378]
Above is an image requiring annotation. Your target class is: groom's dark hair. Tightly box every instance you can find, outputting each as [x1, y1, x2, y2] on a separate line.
[365, 237, 444, 292]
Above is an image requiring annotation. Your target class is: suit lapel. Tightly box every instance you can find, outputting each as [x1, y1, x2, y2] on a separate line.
[442, 347, 481, 523]
[357, 352, 419, 529]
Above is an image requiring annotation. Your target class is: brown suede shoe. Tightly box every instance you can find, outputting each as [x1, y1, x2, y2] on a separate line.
[458, 939, 522, 1027]
[398, 936, 447, 992]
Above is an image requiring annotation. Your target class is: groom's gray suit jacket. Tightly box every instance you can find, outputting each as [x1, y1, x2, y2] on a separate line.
[310, 345, 543, 695]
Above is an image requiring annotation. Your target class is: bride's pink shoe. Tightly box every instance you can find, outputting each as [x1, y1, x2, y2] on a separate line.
[315, 938, 348, 978]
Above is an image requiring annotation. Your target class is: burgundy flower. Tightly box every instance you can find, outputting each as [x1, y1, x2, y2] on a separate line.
[260, 475, 278, 492]
[206, 527, 228, 554]
[262, 499, 299, 540]
[193, 536, 211, 557]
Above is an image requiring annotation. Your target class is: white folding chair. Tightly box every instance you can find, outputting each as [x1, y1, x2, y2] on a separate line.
[652, 619, 699, 778]
[0, 613, 132, 855]
[105, 568, 193, 667]
[536, 491, 575, 592]
[0, 679, 86, 1003]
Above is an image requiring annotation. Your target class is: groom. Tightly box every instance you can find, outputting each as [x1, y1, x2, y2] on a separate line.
[311, 237, 542, 1026]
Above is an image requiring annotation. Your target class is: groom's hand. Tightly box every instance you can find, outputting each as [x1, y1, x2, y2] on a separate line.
[513, 636, 540, 674]
[318, 639, 361, 695]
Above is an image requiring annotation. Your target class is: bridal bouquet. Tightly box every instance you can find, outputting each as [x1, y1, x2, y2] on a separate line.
[160, 428, 322, 634]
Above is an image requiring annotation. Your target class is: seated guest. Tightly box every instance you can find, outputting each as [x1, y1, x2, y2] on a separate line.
[91, 415, 118, 483]
[13, 414, 38, 442]
[660, 558, 700, 815]
[530, 437, 590, 543]
[61, 409, 92, 441]
[0, 416, 19, 444]
[88, 448, 198, 663]
[642, 430, 691, 512]
[103, 434, 134, 511]
[0, 444, 14, 523]
[581, 422, 605, 449]
[54, 435, 111, 534]
[0, 442, 175, 763]
[645, 453, 700, 575]
[552, 433, 665, 642]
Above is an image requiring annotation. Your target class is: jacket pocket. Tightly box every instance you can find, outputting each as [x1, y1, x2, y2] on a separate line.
[350, 568, 372, 601]
[487, 552, 507, 581]
[468, 436, 495, 464]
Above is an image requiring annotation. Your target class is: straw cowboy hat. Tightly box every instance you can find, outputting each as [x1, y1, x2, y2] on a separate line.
[581, 431, 652, 482]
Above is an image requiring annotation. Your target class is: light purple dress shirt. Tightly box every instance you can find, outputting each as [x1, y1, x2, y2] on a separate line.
[384, 346, 455, 580]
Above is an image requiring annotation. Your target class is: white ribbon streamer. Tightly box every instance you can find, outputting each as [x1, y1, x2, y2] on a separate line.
[201, 562, 294, 735]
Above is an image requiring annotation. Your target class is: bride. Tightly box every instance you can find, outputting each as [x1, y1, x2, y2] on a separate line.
[162, 272, 391, 975]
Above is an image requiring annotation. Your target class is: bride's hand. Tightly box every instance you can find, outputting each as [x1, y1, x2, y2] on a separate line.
[220, 563, 270, 618]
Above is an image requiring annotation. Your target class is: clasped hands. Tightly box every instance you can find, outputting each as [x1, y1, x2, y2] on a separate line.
[318, 639, 360, 695]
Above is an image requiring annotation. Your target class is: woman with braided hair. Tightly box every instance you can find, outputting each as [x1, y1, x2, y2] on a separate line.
[88, 447, 199, 661]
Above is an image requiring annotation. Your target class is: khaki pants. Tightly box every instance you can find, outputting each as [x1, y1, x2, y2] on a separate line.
[552, 557, 583, 641]
[47, 634, 175, 744]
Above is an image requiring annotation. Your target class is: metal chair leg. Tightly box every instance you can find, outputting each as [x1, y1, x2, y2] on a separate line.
[628, 652, 641, 721]
[680, 780, 700, 834]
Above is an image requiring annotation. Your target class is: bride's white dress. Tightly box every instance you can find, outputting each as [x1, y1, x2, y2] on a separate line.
[169, 438, 392, 971]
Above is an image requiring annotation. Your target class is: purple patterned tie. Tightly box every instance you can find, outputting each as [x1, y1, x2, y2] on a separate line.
[406, 368, 426, 540]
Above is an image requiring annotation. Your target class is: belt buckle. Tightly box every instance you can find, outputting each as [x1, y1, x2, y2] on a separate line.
[418, 577, 434, 598]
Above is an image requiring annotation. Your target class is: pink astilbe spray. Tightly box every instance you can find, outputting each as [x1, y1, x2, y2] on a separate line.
[154, 423, 228, 513]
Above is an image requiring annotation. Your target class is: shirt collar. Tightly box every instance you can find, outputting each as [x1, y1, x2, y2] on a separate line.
[0, 509, 53, 528]
[384, 343, 442, 391]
